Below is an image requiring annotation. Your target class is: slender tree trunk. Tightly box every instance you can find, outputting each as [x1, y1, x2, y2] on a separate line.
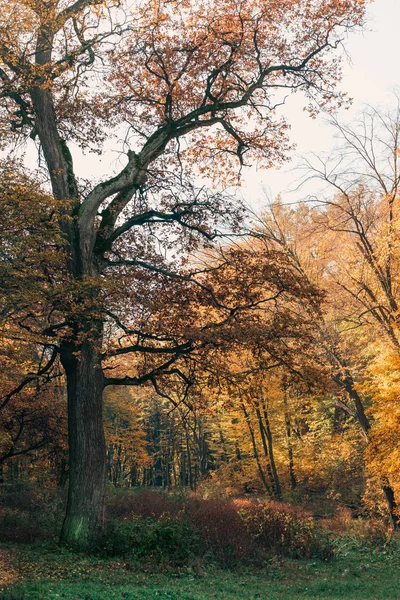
[382, 482, 400, 529]
[341, 377, 370, 436]
[261, 404, 283, 501]
[254, 405, 277, 496]
[59, 337, 106, 546]
[180, 450, 187, 486]
[283, 392, 297, 491]
[186, 433, 194, 490]
[218, 425, 228, 462]
[235, 442, 242, 461]
[240, 401, 273, 496]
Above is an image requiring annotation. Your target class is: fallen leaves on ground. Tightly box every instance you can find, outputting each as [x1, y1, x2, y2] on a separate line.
[0, 549, 19, 588]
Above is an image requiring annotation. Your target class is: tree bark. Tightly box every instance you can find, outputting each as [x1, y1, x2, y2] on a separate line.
[59, 337, 106, 547]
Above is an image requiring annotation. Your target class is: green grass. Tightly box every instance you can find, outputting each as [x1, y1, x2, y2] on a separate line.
[2, 539, 400, 600]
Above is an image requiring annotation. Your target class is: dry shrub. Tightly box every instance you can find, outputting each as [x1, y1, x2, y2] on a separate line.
[0, 485, 336, 561]
[322, 506, 390, 545]
[109, 490, 251, 563]
[108, 488, 182, 520]
[109, 490, 333, 563]
[240, 500, 334, 559]
[185, 498, 252, 562]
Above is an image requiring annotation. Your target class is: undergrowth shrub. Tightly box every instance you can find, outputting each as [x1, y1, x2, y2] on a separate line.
[109, 490, 253, 564]
[108, 488, 182, 520]
[0, 508, 43, 543]
[0, 484, 336, 563]
[323, 507, 391, 547]
[185, 498, 252, 563]
[0, 483, 65, 543]
[108, 490, 334, 564]
[91, 517, 201, 565]
[240, 501, 334, 560]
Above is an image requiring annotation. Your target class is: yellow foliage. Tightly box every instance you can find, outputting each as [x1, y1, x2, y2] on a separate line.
[363, 345, 400, 499]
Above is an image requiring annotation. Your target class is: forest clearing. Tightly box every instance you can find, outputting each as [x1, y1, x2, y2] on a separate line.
[1, 0, 400, 598]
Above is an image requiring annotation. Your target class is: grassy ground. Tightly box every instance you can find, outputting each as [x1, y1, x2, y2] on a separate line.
[2, 538, 400, 600]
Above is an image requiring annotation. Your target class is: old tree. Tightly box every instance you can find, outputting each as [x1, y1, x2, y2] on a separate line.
[0, 0, 366, 546]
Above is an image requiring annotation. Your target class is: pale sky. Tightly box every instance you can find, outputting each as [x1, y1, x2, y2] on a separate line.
[21, 0, 400, 209]
[241, 0, 400, 210]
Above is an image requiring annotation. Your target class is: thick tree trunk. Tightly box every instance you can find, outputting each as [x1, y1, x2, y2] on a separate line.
[30, 35, 110, 547]
[59, 338, 106, 547]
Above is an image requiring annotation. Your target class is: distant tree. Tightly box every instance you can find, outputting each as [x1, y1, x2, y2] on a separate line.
[301, 100, 400, 524]
[303, 100, 400, 350]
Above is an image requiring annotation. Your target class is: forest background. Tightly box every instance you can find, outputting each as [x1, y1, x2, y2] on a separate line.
[1, 2, 400, 596]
